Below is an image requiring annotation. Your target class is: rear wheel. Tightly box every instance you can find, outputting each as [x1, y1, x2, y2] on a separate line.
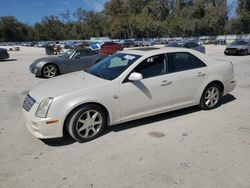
[42, 64, 58, 78]
[199, 84, 221, 110]
[66, 105, 106, 142]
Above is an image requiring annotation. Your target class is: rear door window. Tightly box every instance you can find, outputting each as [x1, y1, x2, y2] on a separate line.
[168, 52, 206, 73]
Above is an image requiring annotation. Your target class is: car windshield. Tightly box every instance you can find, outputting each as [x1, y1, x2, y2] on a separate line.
[59, 50, 75, 58]
[232, 40, 248, 45]
[86, 53, 141, 80]
[166, 42, 182, 47]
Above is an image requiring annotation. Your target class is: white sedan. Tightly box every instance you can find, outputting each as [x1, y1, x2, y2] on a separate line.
[23, 47, 236, 142]
[0, 44, 20, 51]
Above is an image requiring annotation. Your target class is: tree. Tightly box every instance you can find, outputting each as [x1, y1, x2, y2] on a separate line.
[0, 16, 32, 42]
[236, 0, 250, 33]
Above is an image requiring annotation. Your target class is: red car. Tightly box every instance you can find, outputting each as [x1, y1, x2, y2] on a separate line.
[100, 42, 124, 55]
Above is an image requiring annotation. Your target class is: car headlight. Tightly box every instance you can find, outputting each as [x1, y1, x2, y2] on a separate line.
[35, 98, 53, 118]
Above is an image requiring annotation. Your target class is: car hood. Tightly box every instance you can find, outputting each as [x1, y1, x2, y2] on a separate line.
[29, 71, 108, 102]
[32, 56, 68, 65]
[227, 45, 247, 49]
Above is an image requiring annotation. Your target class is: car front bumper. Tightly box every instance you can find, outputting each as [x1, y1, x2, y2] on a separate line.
[224, 48, 246, 55]
[0, 53, 9, 60]
[22, 102, 64, 139]
[29, 65, 42, 76]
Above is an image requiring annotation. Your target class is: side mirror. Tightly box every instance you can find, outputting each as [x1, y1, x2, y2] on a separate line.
[128, 72, 143, 81]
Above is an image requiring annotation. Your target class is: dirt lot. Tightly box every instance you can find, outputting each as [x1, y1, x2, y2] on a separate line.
[0, 45, 250, 188]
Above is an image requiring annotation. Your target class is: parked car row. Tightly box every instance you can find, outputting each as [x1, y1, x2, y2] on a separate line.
[165, 40, 206, 54]
[0, 43, 20, 51]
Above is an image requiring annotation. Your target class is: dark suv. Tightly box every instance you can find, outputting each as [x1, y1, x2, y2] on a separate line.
[0, 48, 9, 60]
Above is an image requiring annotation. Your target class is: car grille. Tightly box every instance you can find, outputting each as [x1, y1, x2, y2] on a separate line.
[23, 95, 36, 112]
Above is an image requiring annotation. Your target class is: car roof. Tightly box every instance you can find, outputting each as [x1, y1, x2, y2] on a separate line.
[120, 47, 218, 67]
[121, 47, 197, 56]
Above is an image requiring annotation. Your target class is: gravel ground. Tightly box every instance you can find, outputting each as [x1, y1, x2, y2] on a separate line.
[0, 45, 250, 188]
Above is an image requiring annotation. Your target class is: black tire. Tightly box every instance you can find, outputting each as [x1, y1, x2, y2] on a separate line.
[244, 49, 248, 56]
[199, 83, 222, 110]
[66, 104, 106, 142]
[42, 64, 58, 78]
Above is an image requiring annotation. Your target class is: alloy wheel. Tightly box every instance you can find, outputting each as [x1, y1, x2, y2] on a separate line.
[43, 65, 57, 78]
[204, 86, 220, 108]
[76, 110, 103, 138]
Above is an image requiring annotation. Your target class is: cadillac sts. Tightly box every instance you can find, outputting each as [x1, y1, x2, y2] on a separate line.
[22, 47, 236, 142]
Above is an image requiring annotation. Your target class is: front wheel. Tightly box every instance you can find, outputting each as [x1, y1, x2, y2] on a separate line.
[66, 105, 106, 142]
[42, 64, 58, 78]
[199, 84, 221, 110]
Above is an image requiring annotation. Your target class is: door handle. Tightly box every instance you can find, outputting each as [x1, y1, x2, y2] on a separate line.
[161, 80, 172, 86]
[197, 72, 206, 77]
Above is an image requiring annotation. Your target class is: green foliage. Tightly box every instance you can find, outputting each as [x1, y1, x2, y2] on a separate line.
[0, 0, 249, 42]
[0, 16, 33, 42]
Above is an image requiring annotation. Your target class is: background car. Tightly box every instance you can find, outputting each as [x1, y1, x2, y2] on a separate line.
[134, 38, 153, 46]
[73, 41, 90, 49]
[0, 43, 20, 51]
[0, 48, 9, 60]
[120, 39, 135, 48]
[89, 42, 104, 52]
[224, 40, 250, 56]
[99, 42, 124, 55]
[23, 48, 236, 142]
[165, 41, 205, 53]
[29, 48, 106, 78]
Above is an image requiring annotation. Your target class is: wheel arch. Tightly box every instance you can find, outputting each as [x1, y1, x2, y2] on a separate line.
[200, 80, 224, 101]
[63, 102, 110, 135]
[207, 80, 224, 94]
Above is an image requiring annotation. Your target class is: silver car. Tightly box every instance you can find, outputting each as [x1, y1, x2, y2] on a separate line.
[224, 40, 250, 56]
[30, 48, 105, 78]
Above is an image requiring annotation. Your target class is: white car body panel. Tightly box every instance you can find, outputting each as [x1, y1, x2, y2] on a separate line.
[119, 74, 173, 123]
[23, 47, 236, 139]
